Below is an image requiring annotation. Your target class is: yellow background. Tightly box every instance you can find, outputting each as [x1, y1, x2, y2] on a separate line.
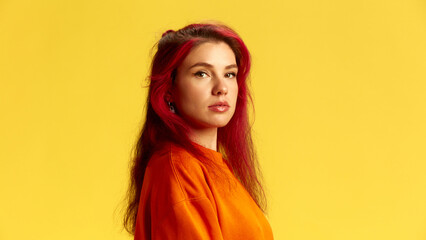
[1, 0, 425, 239]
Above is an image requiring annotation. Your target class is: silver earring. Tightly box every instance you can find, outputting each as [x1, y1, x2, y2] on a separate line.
[168, 102, 175, 113]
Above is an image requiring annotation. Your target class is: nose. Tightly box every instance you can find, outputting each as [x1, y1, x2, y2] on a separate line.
[212, 77, 228, 96]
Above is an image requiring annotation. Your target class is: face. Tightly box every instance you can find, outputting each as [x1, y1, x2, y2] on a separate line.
[171, 41, 239, 130]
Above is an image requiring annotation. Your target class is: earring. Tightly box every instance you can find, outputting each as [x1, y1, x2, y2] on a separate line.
[168, 102, 175, 113]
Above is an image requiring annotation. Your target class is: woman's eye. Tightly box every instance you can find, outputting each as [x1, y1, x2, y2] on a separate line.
[225, 72, 237, 78]
[194, 71, 208, 78]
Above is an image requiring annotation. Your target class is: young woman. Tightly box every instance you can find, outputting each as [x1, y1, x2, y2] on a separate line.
[124, 22, 273, 239]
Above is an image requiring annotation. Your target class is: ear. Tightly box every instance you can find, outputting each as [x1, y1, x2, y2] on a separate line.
[165, 90, 173, 103]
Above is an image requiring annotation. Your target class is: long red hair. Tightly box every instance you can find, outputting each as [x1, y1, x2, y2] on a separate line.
[123, 22, 266, 234]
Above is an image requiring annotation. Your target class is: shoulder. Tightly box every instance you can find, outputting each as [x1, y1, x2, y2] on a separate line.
[145, 142, 212, 203]
[147, 142, 206, 184]
[135, 143, 221, 238]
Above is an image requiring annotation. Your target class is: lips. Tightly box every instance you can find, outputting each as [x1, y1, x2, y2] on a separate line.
[208, 101, 230, 112]
[209, 101, 229, 107]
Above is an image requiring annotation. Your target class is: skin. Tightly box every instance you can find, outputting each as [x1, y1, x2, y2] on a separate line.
[171, 41, 239, 151]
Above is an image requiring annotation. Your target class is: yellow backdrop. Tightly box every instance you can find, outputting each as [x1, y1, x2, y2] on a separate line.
[1, 0, 425, 239]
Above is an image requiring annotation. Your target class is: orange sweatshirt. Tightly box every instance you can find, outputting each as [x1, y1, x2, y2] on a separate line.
[134, 142, 274, 240]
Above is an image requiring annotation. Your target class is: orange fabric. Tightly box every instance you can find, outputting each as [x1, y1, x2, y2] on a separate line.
[134, 142, 274, 240]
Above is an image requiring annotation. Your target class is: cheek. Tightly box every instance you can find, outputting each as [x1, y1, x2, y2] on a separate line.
[231, 81, 239, 102]
[175, 84, 206, 111]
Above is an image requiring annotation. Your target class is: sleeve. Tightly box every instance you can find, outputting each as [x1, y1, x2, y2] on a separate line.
[152, 197, 224, 240]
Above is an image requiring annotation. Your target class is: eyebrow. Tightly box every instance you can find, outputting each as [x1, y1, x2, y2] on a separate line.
[188, 62, 238, 70]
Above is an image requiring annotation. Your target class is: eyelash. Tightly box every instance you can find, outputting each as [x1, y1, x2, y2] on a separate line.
[194, 71, 237, 78]
[194, 71, 208, 78]
[225, 72, 237, 78]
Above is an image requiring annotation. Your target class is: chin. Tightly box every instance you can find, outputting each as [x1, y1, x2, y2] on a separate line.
[212, 120, 232, 128]
[194, 120, 231, 129]
[185, 115, 233, 130]
[211, 118, 232, 127]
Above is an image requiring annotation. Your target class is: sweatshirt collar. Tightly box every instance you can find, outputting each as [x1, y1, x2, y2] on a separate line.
[190, 141, 224, 163]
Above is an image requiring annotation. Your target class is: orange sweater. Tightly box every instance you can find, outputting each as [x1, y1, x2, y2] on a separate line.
[134, 142, 274, 240]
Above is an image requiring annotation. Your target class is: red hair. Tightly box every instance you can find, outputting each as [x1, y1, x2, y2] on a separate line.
[123, 23, 266, 234]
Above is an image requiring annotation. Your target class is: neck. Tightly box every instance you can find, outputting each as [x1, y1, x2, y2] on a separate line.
[188, 127, 218, 151]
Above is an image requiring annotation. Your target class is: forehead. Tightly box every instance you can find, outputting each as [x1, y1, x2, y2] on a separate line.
[179, 41, 237, 68]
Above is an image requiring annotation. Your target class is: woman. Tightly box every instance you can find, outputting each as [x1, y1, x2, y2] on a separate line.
[124, 22, 273, 239]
